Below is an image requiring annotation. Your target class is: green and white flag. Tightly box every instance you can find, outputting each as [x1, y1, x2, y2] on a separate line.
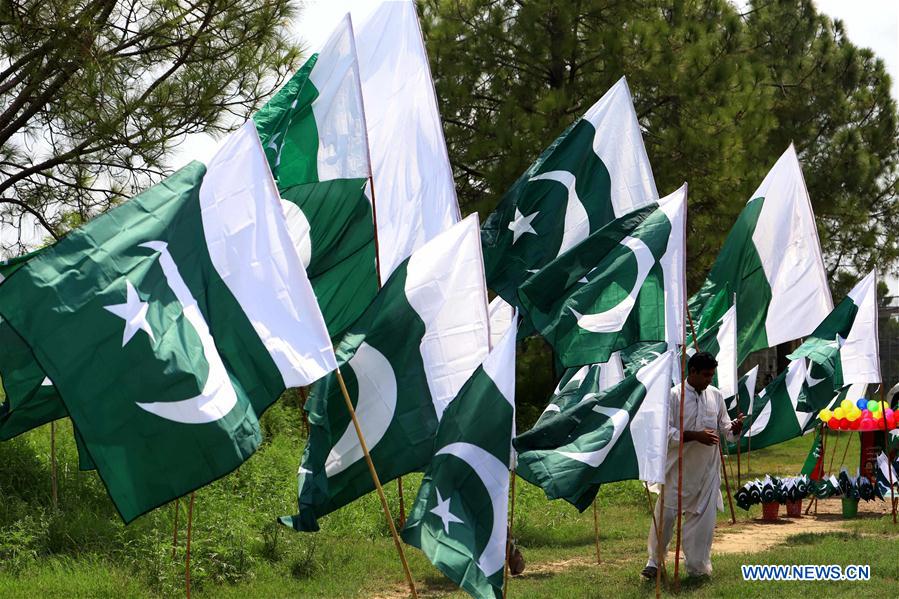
[689, 145, 832, 364]
[730, 358, 808, 453]
[789, 270, 881, 385]
[0, 123, 336, 522]
[514, 351, 674, 511]
[542, 353, 625, 425]
[284, 215, 490, 531]
[519, 185, 686, 367]
[727, 365, 759, 420]
[253, 14, 377, 340]
[695, 303, 738, 399]
[401, 310, 517, 599]
[482, 77, 658, 312]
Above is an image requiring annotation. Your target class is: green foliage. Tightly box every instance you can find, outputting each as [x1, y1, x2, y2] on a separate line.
[0, 0, 302, 253]
[420, 0, 899, 287]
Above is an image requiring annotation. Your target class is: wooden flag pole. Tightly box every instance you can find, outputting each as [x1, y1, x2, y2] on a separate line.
[298, 386, 310, 437]
[685, 308, 737, 524]
[397, 477, 406, 528]
[839, 432, 852, 470]
[592, 497, 601, 564]
[657, 486, 665, 598]
[503, 470, 517, 599]
[879, 385, 897, 524]
[185, 492, 195, 599]
[644, 482, 664, 598]
[806, 424, 825, 515]
[736, 430, 742, 488]
[335, 368, 418, 598]
[673, 341, 686, 591]
[50, 421, 58, 509]
[172, 498, 180, 560]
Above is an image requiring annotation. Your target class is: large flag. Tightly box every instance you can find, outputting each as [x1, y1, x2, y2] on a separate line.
[253, 15, 377, 340]
[518, 185, 686, 367]
[283, 215, 490, 531]
[514, 351, 674, 511]
[730, 358, 808, 452]
[353, 0, 461, 280]
[540, 354, 625, 426]
[481, 77, 658, 312]
[695, 303, 738, 399]
[401, 310, 517, 599]
[0, 123, 336, 522]
[689, 145, 832, 364]
[789, 270, 881, 384]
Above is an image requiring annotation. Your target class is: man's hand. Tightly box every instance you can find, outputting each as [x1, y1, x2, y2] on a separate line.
[685, 429, 719, 446]
[731, 413, 745, 435]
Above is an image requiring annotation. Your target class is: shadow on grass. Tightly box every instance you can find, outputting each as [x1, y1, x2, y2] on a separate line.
[786, 530, 862, 545]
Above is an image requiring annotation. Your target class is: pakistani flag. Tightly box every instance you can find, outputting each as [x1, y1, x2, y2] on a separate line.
[729, 358, 809, 453]
[253, 14, 377, 340]
[689, 145, 832, 364]
[519, 185, 686, 367]
[540, 353, 625, 427]
[401, 310, 517, 599]
[284, 215, 491, 531]
[727, 365, 759, 420]
[789, 270, 881, 384]
[0, 123, 336, 522]
[482, 77, 658, 313]
[695, 303, 738, 399]
[514, 351, 674, 511]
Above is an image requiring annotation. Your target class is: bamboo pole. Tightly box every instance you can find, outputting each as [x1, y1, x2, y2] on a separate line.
[656, 485, 665, 598]
[839, 432, 852, 470]
[674, 344, 686, 591]
[592, 497, 601, 564]
[718, 441, 737, 524]
[397, 477, 406, 528]
[172, 498, 180, 560]
[685, 307, 737, 524]
[737, 430, 742, 488]
[503, 470, 517, 599]
[879, 386, 897, 524]
[185, 492, 195, 599]
[335, 369, 417, 598]
[50, 421, 58, 509]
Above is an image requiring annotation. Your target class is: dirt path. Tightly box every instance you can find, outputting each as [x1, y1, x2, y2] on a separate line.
[713, 498, 889, 554]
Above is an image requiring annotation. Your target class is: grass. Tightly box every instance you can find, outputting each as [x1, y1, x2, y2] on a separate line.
[0, 403, 896, 598]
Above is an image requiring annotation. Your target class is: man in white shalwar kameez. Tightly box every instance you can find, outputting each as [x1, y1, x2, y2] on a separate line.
[642, 351, 743, 579]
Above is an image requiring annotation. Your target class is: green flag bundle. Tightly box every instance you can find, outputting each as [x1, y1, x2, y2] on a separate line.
[401, 309, 517, 599]
[514, 350, 674, 511]
[519, 185, 686, 367]
[284, 215, 490, 531]
[689, 145, 832, 364]
[253, 14, 377, 340]
[0, 123, 336, 522]
[481, 77, 658, 314]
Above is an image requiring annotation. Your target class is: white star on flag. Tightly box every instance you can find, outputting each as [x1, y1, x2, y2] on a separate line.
[430, 488, 463, 534]
[508, 208, 538, 244]
[104, 280, 155, 347]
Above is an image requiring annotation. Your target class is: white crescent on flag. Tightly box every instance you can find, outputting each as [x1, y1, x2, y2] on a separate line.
[571, 236, 655, 333]
[528, 170, 590, 257]
[133, 241, 238, 424]
[556, 406, 630, 466]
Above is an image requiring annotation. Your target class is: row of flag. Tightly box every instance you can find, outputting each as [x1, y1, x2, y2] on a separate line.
[0, 1, 888, 597]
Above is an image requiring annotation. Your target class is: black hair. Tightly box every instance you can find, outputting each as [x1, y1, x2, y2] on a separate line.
[688, 351, 718, 373]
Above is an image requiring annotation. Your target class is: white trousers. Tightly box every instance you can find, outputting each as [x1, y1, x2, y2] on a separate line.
[645, 496, 717, 576]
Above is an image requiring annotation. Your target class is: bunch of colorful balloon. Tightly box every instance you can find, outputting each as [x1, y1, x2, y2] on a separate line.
[818, 398, 896, 431]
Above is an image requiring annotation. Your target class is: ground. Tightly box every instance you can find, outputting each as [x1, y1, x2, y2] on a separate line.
[0, 404, 897, 598]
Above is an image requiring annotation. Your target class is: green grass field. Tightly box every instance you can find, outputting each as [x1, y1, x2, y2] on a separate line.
[0, 400, 896, 598]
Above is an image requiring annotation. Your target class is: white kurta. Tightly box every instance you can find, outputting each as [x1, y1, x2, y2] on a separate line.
[646, 382, 735, 576]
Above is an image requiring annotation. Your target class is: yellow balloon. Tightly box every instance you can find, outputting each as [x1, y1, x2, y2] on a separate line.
[834, 407, 845, 420]
[841, 399, 853, 412]
[819, 409, 832, 421]
[847, 409, 860, 422]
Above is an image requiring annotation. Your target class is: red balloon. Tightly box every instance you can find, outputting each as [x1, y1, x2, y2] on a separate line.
[828, 418, 840, 430]
[861, 418, 875, 431]
[840, 418, 852, 430]
[850, 418, 861, 430]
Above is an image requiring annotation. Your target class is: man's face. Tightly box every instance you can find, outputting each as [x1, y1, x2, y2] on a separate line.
[688, 367, 716, 392]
